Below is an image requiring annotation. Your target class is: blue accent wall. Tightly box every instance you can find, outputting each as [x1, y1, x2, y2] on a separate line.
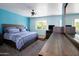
[0, 9, 29, 33]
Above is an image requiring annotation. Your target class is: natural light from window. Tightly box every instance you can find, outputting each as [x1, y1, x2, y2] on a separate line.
[74, 19, 79, 32]
[36, 20, 47, 30]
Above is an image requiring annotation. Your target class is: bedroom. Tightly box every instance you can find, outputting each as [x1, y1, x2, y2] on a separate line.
[0, 3, 79, 56]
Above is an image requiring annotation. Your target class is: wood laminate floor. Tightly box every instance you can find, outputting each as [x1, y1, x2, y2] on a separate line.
[0, 40, 46, 56]
[39, 33, 79, 56]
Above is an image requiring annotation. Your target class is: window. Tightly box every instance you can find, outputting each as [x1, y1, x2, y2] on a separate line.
[36, 20, 47, 30]
[74, 19, 79, 32]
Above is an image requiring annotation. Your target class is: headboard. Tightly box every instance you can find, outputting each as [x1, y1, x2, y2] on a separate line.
[1, 24, 25, 34]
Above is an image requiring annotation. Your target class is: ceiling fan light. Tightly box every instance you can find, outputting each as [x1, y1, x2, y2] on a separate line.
[31, 9, 36, 16]
[31, 11, 35, 16]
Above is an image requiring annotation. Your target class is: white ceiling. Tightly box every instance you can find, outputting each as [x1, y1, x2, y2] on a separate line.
[0, 3, 62, 17]
[66, 3, 79, 14]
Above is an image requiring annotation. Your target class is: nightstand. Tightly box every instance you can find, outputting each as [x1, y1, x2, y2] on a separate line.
[38, 35, 45, 41]
[45, 30, 53, 39]
[0, 33, 3, 45]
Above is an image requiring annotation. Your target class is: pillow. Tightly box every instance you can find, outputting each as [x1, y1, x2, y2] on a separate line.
[20, 28, 26, 32]
[6, 27, 16, 29]
[5, 27, 20, 33]
[5, 27, 16, 30]
[8, 28, 20, 33]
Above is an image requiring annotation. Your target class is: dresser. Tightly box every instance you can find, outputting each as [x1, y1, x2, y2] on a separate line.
[45, 25, 55, 39]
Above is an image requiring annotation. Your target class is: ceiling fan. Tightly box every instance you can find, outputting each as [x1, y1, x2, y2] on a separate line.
[31, 9, 36, 16]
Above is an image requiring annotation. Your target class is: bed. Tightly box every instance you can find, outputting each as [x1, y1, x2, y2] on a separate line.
[2, 24, 38, 51]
